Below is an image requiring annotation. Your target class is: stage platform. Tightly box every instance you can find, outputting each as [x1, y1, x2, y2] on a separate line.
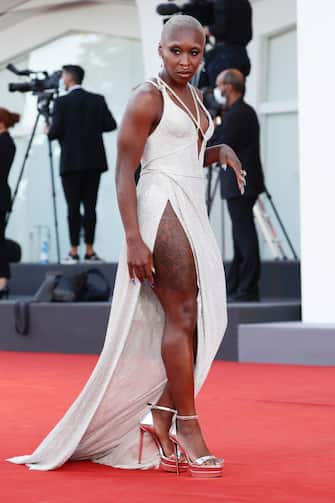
[238, 321, 335, 366]
[0, 261, 301, 361]
[8, 260, 300, 298]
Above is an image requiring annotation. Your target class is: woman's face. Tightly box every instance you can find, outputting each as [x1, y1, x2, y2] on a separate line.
[159, 27, 205, 84]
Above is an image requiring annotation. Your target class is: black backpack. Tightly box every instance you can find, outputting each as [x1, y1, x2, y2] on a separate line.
[14, 268, 111, 335]
[53, 268, 111, 302]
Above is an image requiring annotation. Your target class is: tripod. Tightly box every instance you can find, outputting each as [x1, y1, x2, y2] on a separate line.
[5, 95, 61, 263]
[253, 187, 298, 260]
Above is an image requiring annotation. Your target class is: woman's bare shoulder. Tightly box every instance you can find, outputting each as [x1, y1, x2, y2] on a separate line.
[129, 79, 162, 109]
[118, 80, 163, 134]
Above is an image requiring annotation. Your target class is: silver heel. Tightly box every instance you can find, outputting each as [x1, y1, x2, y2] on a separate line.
[138, 403, 188, 473]
[174, 441, 180, 476]
[171, 413, 224, 478]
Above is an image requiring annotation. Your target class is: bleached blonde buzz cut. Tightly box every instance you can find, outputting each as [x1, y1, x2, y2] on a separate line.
[161, 14, 205, 44]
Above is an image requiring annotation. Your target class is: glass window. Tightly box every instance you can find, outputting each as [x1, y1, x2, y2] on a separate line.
[266, 28, 298, 102]
[260, 112, 300, 259]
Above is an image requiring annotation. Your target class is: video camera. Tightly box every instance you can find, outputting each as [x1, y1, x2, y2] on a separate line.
[7, 64, 62, 120]
[156, 0, 214, 26]
[7, 64, 61, 95]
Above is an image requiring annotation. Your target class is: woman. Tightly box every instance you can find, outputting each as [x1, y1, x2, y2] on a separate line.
[8, 16, 245, 477]
[0, 108, 20, 299]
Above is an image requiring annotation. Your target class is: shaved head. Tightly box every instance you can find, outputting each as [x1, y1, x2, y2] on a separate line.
[158, 15, 205, 84]
[161, 15, 205, 45]
[217, 69, 245, 94]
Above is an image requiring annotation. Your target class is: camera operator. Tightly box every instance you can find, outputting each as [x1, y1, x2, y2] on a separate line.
[0, 108, 20, 299]
[202, 0, 252, 88]
[212, 69, 265, 302]
[48, 64, 117, 263]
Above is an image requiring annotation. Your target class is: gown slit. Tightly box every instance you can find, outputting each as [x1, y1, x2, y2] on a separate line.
[152, 200, 198, 324]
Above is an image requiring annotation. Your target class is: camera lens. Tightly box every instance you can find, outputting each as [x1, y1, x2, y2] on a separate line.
[8, 82, 33, 93]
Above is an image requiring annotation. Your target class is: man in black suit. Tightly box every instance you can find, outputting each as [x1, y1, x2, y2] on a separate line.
[213, 69, 265, 301]
[201, 0, 252, 88]
[48, 64, 117, 263]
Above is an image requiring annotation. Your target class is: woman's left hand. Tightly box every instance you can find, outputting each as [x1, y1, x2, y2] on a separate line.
[219, 144, 246, 194]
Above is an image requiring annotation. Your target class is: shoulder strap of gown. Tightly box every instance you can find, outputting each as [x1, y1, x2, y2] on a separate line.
[189, 84, 212, 124]
[156, 76, 205, 138]
[145, 79, 162, 91]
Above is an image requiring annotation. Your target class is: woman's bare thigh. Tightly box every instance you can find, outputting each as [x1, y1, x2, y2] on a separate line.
[153, 202, 197, 301]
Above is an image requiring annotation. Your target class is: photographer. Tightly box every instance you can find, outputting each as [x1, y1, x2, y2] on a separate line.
[203, 0, 253, 88]
[212, 69, 264, 302]
[48, 65, 117, 263]
[0, 107, 20, 299]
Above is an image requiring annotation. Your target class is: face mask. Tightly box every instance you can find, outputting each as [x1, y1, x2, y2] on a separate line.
[213, 87, 227, 106]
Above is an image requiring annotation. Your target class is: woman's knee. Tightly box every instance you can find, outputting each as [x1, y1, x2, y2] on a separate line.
[166, 296, 197, 333]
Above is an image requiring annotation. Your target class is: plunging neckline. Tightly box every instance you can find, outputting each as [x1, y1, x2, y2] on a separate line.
[156, 76, 210, 159]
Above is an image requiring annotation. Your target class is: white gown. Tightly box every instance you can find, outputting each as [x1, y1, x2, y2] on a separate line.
[7, 78, 227, 471]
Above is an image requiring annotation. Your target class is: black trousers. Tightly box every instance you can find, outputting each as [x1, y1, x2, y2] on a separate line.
[61, 171, 101, 247]
[226, 196, 260, 299]
[0, 211, 10, 278]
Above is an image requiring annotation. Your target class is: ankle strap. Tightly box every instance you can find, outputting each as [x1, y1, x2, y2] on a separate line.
[147, 402, 177, 414]
[176, 414, 199, 421]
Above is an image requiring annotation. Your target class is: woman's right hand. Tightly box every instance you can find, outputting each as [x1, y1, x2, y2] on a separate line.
[127, 237, 155, 286]
[219, 144, 246, 194]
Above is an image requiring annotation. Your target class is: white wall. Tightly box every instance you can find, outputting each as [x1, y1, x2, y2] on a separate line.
[297, 0, 335, 323]
[0, 2, 140, 63]
[136, 0, 162, 77]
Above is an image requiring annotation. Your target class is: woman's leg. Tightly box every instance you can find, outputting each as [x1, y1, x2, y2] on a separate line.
[151, 202, 215, 463]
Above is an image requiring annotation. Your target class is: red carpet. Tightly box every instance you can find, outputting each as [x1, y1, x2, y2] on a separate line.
[0, 352, 334, 503]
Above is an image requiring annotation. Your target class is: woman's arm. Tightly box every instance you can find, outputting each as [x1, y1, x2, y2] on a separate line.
[204, 145, 222, 167]
[204, 144, 246, 194]
[115, 85, 162, 284]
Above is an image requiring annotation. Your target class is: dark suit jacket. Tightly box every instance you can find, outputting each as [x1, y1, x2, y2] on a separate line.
[48, 88, 117, 176]
[210, 97, 265, 199]
[0, 132, 16, 212]
[210, 0, 252, 46]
